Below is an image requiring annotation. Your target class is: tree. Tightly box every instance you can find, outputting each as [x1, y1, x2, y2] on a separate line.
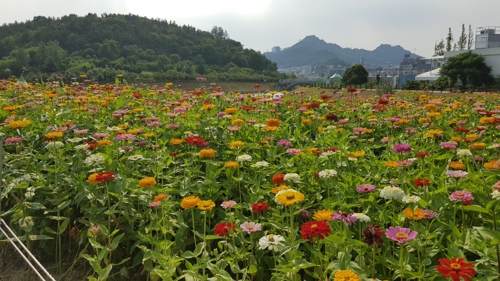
[458, 24, 467, 50]
[467, 25, 474, 50]
[342, 64, 368, 85]
[434, 40, 445, 56]
[440, 51, 494, 87]
[446, 28, 454, 52]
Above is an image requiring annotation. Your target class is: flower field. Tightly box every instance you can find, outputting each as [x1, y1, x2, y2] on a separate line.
[1, 80, 500, 281]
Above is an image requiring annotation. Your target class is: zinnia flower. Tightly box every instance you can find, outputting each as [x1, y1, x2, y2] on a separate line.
[214, 222, 236, 238]
[363, 225, 384, 247]
[251, 202, 269, 214]
[239, 222, 262, 234]
[392, 143, 412, 153]
[224, 161, 239, 168]
[402, 208, 425, 221]
[272, 174, 286, 185]
[199, 149, 215, 158]
[197, 200, 215, 211]
[139, 177, 156, 188]
[413, 178, 430, 187]
[450, 190, 474, 204]
[283, 173, 301, 183]
[258, 234, 285, 251]
[379, 186, 405, 200]
[333, 269, 361, 281]
[331, 210, 357, 226]
[181, 196, 200, 209]
[313, 209, 334, 221]
[221, 200, 237, 209]
[385, 226, 418, 244]
[275, 189, 305, 206]
[300, 221, 331, 242]
[318, 169, 338, 178]
[446, 170, 468, 179]
[356, 184, 376, 193]
[436, 257, 476, 281]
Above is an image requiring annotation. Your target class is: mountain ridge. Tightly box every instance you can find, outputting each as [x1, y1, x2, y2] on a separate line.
[264, 35, 419, 69]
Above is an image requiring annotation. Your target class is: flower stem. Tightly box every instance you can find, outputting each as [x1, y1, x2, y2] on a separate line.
[191, 208, 197, 245]
[399, 245, 404, 281]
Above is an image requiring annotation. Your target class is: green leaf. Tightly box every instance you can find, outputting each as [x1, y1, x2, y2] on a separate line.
[474, 227, 500, 241]
[463, 205, 490, 214]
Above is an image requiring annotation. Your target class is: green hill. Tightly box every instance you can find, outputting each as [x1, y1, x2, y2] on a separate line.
[0, 13, 281, 83]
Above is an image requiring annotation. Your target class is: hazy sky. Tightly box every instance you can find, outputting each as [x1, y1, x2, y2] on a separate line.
[1, 0, 499, 57]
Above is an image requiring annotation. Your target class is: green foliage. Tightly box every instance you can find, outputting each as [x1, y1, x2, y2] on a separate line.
[440, 51, 494, 87]
[375, 83, 393, 95]
[0, 14, 280, 82]
[433, 76, 451, 89]
[342, 64, 368, 85]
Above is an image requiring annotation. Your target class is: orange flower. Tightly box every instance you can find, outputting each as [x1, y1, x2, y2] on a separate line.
[272, 174, 286, 185]
[98, 139, 112, 146]
[271, 185, 291, 194]
[232, 119, 245, 126]
[229, 141, 244, 148]
[403, 208, 425, 221]
[199, 149, 215, 158]
[170, 138, 185, 145]
[484, 160, 500, 170]
[384, 161, 398, 168]
[468, 142, 485, 150]
[449, 161, 465, 170]
[181, 196, 200, 209]
[266, 118, 280, 127]
[225, 108, 238, 115]
[224, 161, 239, 169]
[139, 177, 156, 188]
[154, 194, 169, 202]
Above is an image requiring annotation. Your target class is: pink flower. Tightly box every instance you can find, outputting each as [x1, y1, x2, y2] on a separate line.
[331, 211, 357, 226]
[239, 222, 262, 234]
[449, 190, 474, 203]
[385, 226, 418, 244]
[286, 148, 302, 155]
[221, 200, 237, 209]
[356, 184, 376, 193]
[149, 201, 161, 207]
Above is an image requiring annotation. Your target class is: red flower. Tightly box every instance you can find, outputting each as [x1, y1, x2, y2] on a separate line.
[169, 152, 180, 157]
[258, 141, 267, 146]
[347, 88, 357, 93]
[463, 200, 473, 206]
[454, 127, 470, 133]
[86, 141, 99, 150]
[253, 84, 261, 89]
[241, 105, 254, 112]
[306, 102, 320, 109]
[186, 135, 205, 147]
[413, 178, 430, 187]
[214, 222, 236, 238]
[251, 202, 269, 215]
[319, 94, 331, 100]
[325, 113, 338, 122]
[378, 98, 389, 105]
[415, 151, 429, 158]
[436, 258, 476, 281]
[96, 172, 115, 183]
[272, 174, 286, 185]
[312, 151, 323, 156]
[300, 221, 331, 242]
[363, 225, 384, 247]
[325, 147, 339, 152]
[132, 93, 143, 99]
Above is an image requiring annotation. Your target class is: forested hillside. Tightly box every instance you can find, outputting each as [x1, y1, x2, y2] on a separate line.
[0, 13, 280, 82]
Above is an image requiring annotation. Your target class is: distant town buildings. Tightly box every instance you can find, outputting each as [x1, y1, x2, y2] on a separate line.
[271, 46, 281, 53]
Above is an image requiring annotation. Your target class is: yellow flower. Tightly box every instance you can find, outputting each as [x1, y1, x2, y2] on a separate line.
[451, 136, 462, 143]
[232, 119, 245, 126]
[480, 117, 496, 125]
[349, 151, 365, 158]
[170, 138, 185, 145]
[484, 160, 500, 170]
[98, 139, 112, 146]
[396, 118, 410, 125]
[427, 112, 441, 118]
[469, 142, 485, 150]
[313, 209, 334, 221]
[271, 185, 291, 194]
[142, 133, 154, 138]
[384, 161, 398, 168]
[154, 194, 169, 202]
[403, 208, 425, 221]
[87, 173, 100, 185]
[449, 161, 465, 170]
[275, 189, 305, 206]
[263, 125, 278, 131]
[464, 134, 478, 142]
[229, 141, 244, 148]
[301, 118, 312, 124]
[202, 104, 216, 110]
[199, 149, 215, 158]
[181, 196, 200, 209]
[197, 200, 215, 211]
[333, 269, 360, 281]
[128, 129, 141, 135]
[139, 177, 156, 188]
[424, 104, 437, 111]
[224, 161, 239, 169]
[7, 119, 32, 128]
[225, 108, 238, 115]
[45, 131, 64, 140]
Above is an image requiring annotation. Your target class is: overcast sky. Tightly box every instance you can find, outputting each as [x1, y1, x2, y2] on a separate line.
[1, 0, 499, 58]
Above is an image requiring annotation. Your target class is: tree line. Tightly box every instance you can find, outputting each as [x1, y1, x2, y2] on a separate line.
[0, 13, 284, 83]
[434, 24, 475, 56]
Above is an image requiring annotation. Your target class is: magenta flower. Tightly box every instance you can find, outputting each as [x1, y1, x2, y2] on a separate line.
[116, 134, 136, 141]
[440, 142, 457, 149]
[277, 139, 291, 147]
[385, 226, 418, 244]
[221, 200, 237, 209]
[356, 184, 376, 193]
[449, 190, 474, 203]
[148, 201, 161, 207]
[392, 144, 412, 153]
[286, 148, 302, 155]
[331, 211, 357, 226]
[5, 137, 23, 145]
[421, 210, 439, 219]
[93, 133, 110, 139]
[239, 222, 262, 234]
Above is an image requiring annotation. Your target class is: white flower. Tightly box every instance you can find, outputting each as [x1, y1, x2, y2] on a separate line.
[402, 195, 421, 204]
[337, 161, 347, 167]
[222, 114, 233, 119]
[318, 169, 338, 178]
[107, 126, 122, 132]
[353, 213, 371, 223]
[283, 173, 301, 183]
[492, 190, 500, 200]
[487, 144, 500, 149]
[348, 157, 357, 161]
[128, 154, 145, 161]
[456, 149, 472, 156]
[254, 160, 269, 167]
[75, 144, 89, 151]
[67, 137, 84, 143]
[258, 234, 285, 251]
[84, 153, 105, 166]
[46, 141, 64, 150]
[379, 186, 405, 200]
[236, 154, 252, 162]
[326, 125, 337, 131]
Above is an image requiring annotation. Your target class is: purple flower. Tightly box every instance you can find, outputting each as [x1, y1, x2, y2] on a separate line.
[277, 139, 291, 147]
[239, 222, 262, 234]
[385, 226, 418, 244]
[445, 170, 468, 179]
[356, 184, 376, 193]
[5, 137, 23, 145]
[449, 190, 474, 203]
[116, 134, 136, 141]
[221, 200, 237, 209]
[286, 148, 302, 155]
[421, 210, 439, 219]
[331, 211, 357, 226]
[392, 144, 412, 153]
